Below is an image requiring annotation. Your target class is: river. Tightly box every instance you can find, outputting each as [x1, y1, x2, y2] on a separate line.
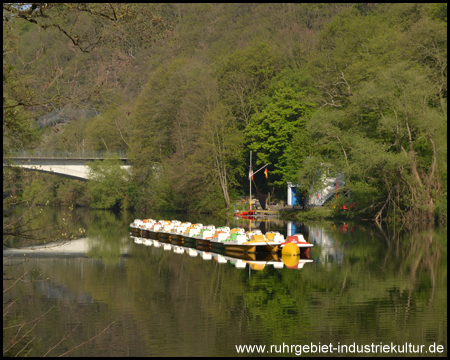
[3, 207, 447, 357]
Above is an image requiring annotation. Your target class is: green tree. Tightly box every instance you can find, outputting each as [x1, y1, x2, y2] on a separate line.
[127, 57, 197, 210]
[87, 154, 129, 209]
[352, 63, 446, 221]
[56, 179, 89, 206]
[427, 3, 447, 23]
[216, 42, 281, 128]
[22, 176, 55, 205]
[400, 16, 447, 115]
[3, 60, 40, 153]
[283, 129, 314, 184]
[303, 4, 446, 221]
[193, 103, 244, 208]
[84, 106, 132, 152]
[308, 63, 446, 221]
[3, 3, 172, 246]
[246, 87, 315, 194]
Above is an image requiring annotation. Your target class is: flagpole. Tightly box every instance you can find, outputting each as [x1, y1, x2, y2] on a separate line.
[249, 152, 269, 212]
[249, 151, 252, 211]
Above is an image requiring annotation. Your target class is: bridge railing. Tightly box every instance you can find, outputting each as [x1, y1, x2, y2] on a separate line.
[7, 149, 128, 159]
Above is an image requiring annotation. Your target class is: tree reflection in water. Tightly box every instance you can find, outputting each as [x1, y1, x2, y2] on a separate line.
[3, 210, 447, 356]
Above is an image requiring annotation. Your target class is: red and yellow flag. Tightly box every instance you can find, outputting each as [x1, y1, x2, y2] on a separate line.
[264, 168, 268, 178]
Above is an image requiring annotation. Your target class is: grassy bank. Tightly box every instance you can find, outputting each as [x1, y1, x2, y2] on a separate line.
[279, 206, 337, 221]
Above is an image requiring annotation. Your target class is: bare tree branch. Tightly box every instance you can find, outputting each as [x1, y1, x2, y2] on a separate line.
[58, 321, 116, 357]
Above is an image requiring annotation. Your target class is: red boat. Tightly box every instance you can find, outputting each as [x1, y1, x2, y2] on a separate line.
[235, 210, 256, 217]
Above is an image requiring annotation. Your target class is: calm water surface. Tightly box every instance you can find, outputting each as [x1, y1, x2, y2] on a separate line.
[3, 208, 447, 357]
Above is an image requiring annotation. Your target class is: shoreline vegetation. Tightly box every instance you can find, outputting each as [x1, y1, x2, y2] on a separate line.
[4, 3, 447, 230]
[224, 202, 447, 226]
[3, 5, 446, 358]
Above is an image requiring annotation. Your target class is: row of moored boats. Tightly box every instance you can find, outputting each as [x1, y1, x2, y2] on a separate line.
[129, 219, 313, 254]
[131, 235, 314, 270]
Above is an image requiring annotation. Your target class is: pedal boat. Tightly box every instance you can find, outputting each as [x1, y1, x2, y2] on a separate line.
[208, 230, 229, 250]
[170, 223, 191, 244]
[181, 226, 201, 244]
[211, 228, 245, 251]
[278, 234, 313, 253]
[140, 219, 155, 238]
[130, 219, 143, 236]
[158, 223, 175, 243]
[264, 231, 285, 244]
[167, 220, 181, 241]
[210, 228, 245, 251]
[136, 219, 153, 238]
[148, 222, 163, 239]
[193, 227, 215, 248]
[222, 234, 279, 253]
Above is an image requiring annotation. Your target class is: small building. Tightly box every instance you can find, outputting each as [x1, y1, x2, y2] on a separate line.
[287, 174, 345, 206]
[287, 182, 302, 206]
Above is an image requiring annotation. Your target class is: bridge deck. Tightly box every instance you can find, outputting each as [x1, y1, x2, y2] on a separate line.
[5, 150, 131, 181]
[6, 149, 128, 160]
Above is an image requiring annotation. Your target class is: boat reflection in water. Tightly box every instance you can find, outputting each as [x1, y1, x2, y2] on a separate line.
[130, 236, 313, 270]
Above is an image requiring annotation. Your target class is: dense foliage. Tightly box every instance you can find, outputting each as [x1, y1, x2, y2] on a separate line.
[3, 3, 447, 222]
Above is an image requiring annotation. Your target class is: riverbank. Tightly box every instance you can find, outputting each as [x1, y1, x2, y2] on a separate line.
[276, 205, 359, 222]
[226, 203, 357, 222]
[278, 206, 335, 221]
[277, 206, 447, 227]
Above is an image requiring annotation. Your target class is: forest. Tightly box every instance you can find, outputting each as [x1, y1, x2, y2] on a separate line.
[3, 3, 447, 223]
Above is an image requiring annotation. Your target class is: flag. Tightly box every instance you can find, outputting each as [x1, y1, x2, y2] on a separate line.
[249, 168, 253, 180]
[264, 168, 268, 178]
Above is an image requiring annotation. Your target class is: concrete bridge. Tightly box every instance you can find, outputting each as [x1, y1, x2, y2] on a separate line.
[5, 150, 131, 181]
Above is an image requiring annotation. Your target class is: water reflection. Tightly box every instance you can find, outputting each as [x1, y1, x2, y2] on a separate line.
[3, 209, 447, 357]
[36, 279, 94, 304]
[227, 218, 358, 267]
[3, 236, 131, 259]
[308, 226, 345, 266]
[131, 235, 313, 271]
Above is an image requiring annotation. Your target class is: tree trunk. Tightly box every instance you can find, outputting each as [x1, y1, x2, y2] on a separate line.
[375, 184, 398, 222]
[405, 115, 423, 187]
[426, 134, 437, 205]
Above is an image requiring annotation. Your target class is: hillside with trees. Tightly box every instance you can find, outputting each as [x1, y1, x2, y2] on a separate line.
[3, 3, 447, 223]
